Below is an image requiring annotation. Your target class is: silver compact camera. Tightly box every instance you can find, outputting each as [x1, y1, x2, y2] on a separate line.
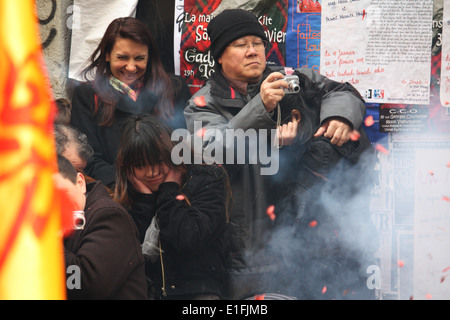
[72, 210, 86, 230]
[283, 75, 300, 94]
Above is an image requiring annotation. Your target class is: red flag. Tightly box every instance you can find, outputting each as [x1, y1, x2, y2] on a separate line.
[0, 1, 67, 299]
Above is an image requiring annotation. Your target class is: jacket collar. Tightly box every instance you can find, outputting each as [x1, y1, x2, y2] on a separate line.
[209, 67, 273, 103]
[114, 87, 158, 115]
[85, 181, 112, 209]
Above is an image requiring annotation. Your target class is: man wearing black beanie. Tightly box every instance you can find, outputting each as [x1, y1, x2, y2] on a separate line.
[184, 9, 369, 300]
[207, 9, 268, 64]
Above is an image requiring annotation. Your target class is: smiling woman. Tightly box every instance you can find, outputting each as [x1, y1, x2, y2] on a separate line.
[69, 17, 191, 189]
[106, 37, 148, 86]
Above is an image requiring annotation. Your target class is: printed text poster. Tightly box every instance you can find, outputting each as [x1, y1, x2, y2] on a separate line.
[178, 0, 289, 95]
[320, 0, 434, 105]
[286, 0, 322, 71]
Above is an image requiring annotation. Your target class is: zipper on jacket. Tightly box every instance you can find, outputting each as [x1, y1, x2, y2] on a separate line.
[154, 208, 167, 298]
[159, 239, 167, 297]
[158, 179, 191, 298]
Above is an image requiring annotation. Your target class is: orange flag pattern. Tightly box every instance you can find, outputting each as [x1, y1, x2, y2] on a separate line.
[0, 1, 66, 299]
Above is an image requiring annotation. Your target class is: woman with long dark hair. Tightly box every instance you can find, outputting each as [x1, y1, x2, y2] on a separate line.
[70, 17, 191, 189]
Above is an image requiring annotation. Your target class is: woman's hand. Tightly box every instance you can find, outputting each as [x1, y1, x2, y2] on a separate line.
[164, 167, 183, 185]
[128, 173, 153, 194]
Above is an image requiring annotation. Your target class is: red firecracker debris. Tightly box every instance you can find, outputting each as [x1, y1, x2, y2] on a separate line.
[309, 220, 317, 228]
[196, 127, 207, 138]
[397, 260, 404, 268]
[193, 95, 207, 107]
[349, 130, 361, 141]
[428, 170, 434, 176]
[322, 286, 327, 294]
[266, 205, 276, 221]
[312, 171, 329, 182]
[425, 293, 432, 299]
[375, 144, 389, 154]
[442, 196, 450, 202]
[364, 115, 374, 127]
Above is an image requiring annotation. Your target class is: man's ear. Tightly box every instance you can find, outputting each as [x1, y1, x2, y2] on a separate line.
[76, 172, 86, 195]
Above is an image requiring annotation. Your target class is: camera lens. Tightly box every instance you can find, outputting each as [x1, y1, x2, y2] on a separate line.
[73, 210, 86, 230]
[289, 81, 300, 93]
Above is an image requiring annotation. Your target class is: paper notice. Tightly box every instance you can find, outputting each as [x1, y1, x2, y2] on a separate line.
[414, 147, 450, 300]
[320, 0, 433, 105]
[441, 0, 450, 108]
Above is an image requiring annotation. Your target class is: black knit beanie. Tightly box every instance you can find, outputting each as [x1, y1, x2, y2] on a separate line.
[207, 9, 268, 62]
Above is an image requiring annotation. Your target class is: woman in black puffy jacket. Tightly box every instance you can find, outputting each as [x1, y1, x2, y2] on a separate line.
[114, 115, 232, 300]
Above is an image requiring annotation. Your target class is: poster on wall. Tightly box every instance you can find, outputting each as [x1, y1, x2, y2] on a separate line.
[177, 0, 289, 95]
[413, 146, 450, 300]
[320, 0, 434, 106]
[285, 0, 322, 71]
[441, 0, 450, 108]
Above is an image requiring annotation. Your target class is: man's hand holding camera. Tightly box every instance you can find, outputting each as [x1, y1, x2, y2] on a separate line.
[260, 72, 288, 113]
[262, 71, 353, 147]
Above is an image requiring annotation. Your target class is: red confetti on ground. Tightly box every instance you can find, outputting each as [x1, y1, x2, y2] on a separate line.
[446, 161, 450, 168]
[397, 260, 404, 268]
[193, 95, 207, 107]
[375, 144, 389, 154]
[309, 220, 317, 228]
[425, 293, 432, 299]
[442, 196, 450, 202]
[349, 130, 361, 141]
[176, 194, 185, 201]
[442, 266, 450, 273]
[428, 170, 434, 176]
[364, 115, 374, 127]
[322, 286, 327, 294]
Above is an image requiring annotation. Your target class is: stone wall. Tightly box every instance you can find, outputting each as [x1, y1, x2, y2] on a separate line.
[36, 0, 74, 100]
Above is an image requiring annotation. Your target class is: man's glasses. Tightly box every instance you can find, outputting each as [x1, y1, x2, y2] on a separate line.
[228, 40, 268, 52]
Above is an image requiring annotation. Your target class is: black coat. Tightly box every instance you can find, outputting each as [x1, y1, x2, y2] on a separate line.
[126, 164, 231, 299]
[64, 181, 147, 300]
[70, 76, 191, 188]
